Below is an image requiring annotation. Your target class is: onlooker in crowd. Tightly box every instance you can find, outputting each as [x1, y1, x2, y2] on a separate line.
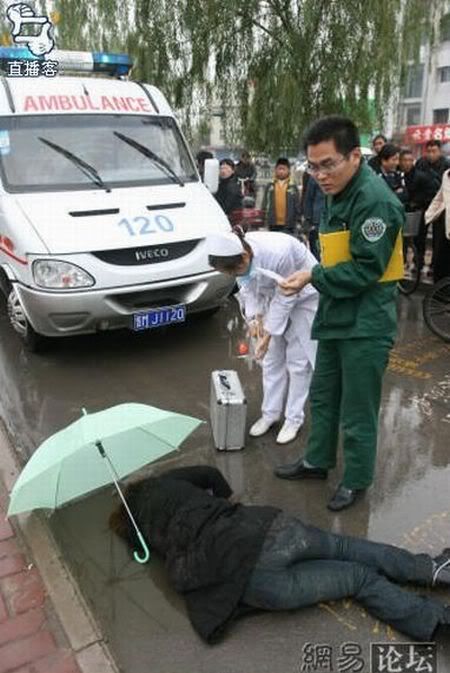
[368, 133, 387, 174]
[110, 465, 450, 644]
[398, 149, 436, 269]
[425, 167, 450, 282]
[196, 150, 213, 181]
[262, 158, 301, 236]
[379, 144, 408, 205]
[416, 140, 450, 282]
[301, 172, 325, 260]
[416, 139, 450, 193]
[399, 149, 436, 211]
[215, 159, 242, 218]
[235, 151, 257, 197]
[274, 116, 404, 511]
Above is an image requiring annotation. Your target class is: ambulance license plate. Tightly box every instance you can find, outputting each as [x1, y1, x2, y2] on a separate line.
[132, 305, 186, 331]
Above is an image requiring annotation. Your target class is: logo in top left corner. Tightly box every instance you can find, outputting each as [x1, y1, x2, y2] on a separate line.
[7, 3, 55, 56]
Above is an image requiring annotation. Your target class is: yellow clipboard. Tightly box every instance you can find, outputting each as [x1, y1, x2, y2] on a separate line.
[319, 230, 403, 283]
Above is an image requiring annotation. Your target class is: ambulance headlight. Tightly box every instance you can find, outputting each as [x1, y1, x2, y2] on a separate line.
[33, 260, 95, 289]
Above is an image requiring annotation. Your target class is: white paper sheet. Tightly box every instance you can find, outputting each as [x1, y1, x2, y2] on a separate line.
[255, 267, 284, 283]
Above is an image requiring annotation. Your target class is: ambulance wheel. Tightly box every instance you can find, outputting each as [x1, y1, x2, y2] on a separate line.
[7, 287, 47, 352]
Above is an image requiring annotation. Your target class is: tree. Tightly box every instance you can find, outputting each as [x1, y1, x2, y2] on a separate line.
[52, 0, 441, 151]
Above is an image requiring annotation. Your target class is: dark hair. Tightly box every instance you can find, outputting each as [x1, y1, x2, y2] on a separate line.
[220, 158, 235, 169]
[109, 483, 137, 546]
[109, 501, 129, 541]
[426, 139, 441, 150]
[372, 134, 387, 144]
[379, 143, 400, 161]
[109, 483, 146, 553]
[303, 115, 360, 155]
[276, 157, 290, 168]
[196, 150, 213, 163]
[208, 228, 252, 273]
[399, 148, 413, 159]
[241, 151, 251, 160]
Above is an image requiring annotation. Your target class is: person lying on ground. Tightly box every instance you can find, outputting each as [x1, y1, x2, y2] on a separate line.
[109, 465, 450, 644]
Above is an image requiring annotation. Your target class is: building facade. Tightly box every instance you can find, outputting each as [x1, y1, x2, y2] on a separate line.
[396, 3, 450, 152]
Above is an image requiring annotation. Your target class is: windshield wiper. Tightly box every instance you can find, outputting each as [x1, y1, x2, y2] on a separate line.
[113, 131, 184, 187]
[38, 137, 111, 192]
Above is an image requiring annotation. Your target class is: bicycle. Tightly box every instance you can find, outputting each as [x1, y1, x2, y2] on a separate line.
[398, 210, 422, 295]
[422, 276, 450, 342]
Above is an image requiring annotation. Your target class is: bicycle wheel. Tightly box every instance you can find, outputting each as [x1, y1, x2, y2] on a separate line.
[423, 277, 450, 342]
[398, 238, 420, 295]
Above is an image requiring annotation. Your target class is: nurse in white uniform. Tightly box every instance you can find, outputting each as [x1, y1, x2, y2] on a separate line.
[207, 229, 318, 444]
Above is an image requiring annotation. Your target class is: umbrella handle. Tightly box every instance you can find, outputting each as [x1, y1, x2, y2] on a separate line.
[134, 531, 151, 564]
[94, 440, 151, 565]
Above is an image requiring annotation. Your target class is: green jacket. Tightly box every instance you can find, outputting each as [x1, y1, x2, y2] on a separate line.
[311, 162, 405, 340]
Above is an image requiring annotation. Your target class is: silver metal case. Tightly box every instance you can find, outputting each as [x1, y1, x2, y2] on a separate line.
[210, 370, 247, 451]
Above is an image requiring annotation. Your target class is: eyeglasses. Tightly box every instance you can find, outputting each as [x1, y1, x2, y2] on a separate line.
[305, 155, 349, 176]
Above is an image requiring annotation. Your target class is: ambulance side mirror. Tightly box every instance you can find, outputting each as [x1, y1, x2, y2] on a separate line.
[203, 158, 219, 194]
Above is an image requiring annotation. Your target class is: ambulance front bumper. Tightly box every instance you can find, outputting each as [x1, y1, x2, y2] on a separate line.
[15, 271, 233, 337]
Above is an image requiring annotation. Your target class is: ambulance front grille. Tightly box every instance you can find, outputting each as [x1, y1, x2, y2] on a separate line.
[91, 239, 201, 265]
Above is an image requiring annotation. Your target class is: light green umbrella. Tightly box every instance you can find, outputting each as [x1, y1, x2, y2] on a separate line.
[8, 403, 203, 564]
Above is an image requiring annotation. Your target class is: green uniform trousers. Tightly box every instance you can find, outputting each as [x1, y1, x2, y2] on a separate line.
[305, 337, 393, 489]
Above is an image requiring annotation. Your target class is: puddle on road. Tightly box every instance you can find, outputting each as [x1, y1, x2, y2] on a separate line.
[0, 300, 256, 458]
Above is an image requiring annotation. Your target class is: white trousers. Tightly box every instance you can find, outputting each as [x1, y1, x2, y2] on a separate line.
[261, 306, 317, 426]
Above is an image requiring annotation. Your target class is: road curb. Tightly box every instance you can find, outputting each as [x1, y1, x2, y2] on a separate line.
[0, 422, 120, 673]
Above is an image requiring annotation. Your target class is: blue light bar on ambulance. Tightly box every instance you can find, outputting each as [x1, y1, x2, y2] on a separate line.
[0, 47, 36, 63]
[0, 48, 133, 77]
[92, 52, 132, 75]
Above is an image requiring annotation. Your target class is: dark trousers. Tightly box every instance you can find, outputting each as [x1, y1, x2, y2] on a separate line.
[308, 225, 320, 260]
[242, 514, 445, 641]
[432, 214, 450, 283]
[414, 212, 428, 269]
[305, 337, 393, 489]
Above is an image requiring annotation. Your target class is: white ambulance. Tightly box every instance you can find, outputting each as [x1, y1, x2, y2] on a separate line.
[0, 49, 233, 350]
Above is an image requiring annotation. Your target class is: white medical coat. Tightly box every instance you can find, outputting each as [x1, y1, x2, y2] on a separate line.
[236, 231, 318, 365]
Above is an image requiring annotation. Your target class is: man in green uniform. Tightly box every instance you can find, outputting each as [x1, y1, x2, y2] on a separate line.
[275, 116, 404, 511]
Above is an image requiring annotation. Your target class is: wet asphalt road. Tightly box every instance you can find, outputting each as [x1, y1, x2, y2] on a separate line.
[0, 294, 450, 673]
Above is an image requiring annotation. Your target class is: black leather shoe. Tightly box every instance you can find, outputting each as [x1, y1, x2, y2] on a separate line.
[327, 485, 365, 511]
[274, 457, 328, 480]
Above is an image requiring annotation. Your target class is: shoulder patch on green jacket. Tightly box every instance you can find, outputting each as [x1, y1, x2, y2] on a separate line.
[361, 218, 387, 242]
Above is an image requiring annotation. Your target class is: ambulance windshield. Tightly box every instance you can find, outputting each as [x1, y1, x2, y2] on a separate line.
[0, 114, 197, 193]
